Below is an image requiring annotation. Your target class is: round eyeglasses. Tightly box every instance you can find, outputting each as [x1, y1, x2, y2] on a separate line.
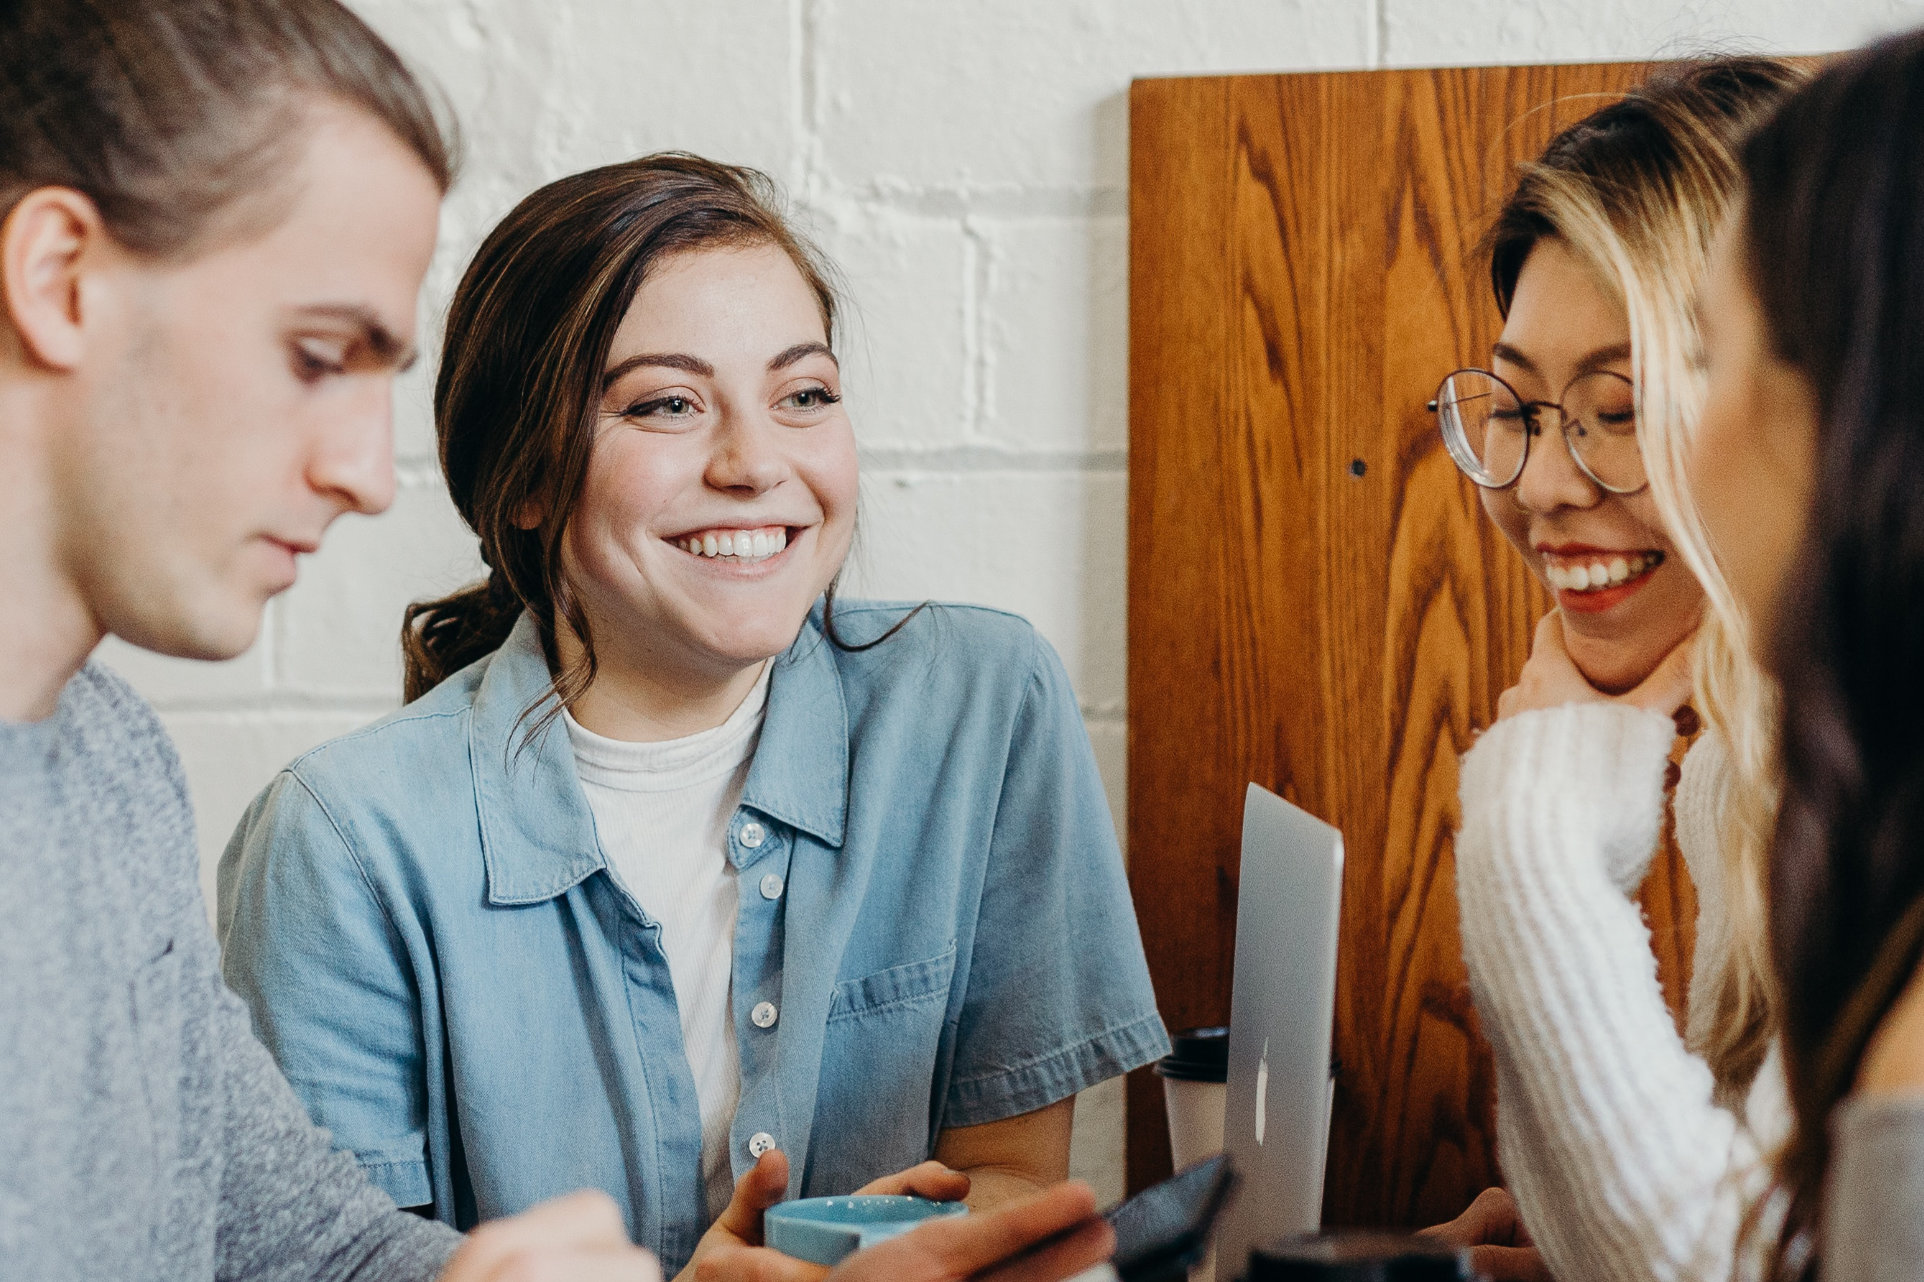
[1428, 367, 1646, 495]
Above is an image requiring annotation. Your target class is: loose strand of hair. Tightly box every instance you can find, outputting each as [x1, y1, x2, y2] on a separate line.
[820, 579, 929, 653]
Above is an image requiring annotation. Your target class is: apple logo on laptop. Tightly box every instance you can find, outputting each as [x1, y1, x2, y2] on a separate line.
[1254, 1038, 1269, 1145]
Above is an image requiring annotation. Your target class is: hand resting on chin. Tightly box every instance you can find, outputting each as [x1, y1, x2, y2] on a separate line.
[1496, 610, 1696, 725]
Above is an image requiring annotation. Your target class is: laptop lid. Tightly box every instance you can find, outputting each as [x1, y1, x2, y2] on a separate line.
[1215, 783, 1344, 1276]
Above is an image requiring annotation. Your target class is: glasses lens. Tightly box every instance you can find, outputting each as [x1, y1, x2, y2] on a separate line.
[1436, 370, 1526, 487]
[1563, 371, 1644, 492]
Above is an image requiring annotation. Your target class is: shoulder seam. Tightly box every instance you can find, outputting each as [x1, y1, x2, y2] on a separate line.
[1022, 617, 1046, 700]
[279, 769, 413, 948]
[831, 599, 1031, 626]
[285, 703, 470, 772]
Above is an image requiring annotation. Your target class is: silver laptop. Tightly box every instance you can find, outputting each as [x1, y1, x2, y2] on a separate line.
[1214, 783, 1344, 1276]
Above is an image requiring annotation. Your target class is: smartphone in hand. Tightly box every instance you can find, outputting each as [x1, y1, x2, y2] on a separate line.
[1105, 1155, 1238, 1282]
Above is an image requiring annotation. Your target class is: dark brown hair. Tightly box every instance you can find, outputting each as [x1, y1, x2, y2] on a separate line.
[402, 153, 869, 708]
[0, 0, 453, 257]
[1741, 28, 1924, 1279]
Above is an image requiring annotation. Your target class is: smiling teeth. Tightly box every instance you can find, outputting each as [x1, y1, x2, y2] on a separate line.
[1545, 550, 1664, 592]
[681, 528, 788, 561]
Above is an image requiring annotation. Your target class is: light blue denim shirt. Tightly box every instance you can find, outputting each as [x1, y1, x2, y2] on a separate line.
[217, 600, 1167, 1274]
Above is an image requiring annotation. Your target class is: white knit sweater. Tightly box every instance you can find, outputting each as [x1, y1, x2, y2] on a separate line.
[1456, 703, 1789, 1282]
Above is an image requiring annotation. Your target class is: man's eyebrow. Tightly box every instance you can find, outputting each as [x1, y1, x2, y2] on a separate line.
[602, 351, 716, 390]
[768, 341, 837, 372]
[293, 304, 416, 371]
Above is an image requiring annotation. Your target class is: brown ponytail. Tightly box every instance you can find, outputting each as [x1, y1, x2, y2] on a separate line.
[400, 574, 522, 704]
[401, 153, 841, 711]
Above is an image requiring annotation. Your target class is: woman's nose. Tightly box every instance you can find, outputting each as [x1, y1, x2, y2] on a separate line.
[1513, 413, 1600, 514]
[705, 411, 788, 495]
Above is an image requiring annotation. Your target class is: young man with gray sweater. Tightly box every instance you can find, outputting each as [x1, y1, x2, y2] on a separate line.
[0, 1, 667, 1277]
[0, 3, 1114, 1281]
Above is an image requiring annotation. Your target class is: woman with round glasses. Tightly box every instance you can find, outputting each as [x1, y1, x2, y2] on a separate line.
[1435, 363, 1644, 495]
[1431, 303, 1698, 686]
[1421, 59, 1805, 1282]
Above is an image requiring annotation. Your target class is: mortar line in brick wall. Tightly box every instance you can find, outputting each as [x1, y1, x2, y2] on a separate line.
[796, 0, 829, 199]
[268, 590, 290, 690]
[389, 448, 442, 473]
[812, 185, 1127, 221]
[150, 694, 398, 718]
[961, 223, 988, 434]
[256, 597, 279, 692]
[392, 459, 449, 489]
[858, 445, 1125, 473]
[787, 0, 802, 190]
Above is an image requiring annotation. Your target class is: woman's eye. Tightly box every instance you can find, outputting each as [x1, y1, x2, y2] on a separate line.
[781, 386, 842, 411]
[627, 395, 698, 419]
[291, 342, 348, 382]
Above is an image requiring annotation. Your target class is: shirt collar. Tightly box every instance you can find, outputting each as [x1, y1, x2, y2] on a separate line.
[470, 609, 850, 906]
[469, 614, 605, 905]
[740, 609, 849, 850]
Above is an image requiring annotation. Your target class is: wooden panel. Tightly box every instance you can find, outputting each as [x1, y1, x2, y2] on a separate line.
[1126, 63, 1699, 1227]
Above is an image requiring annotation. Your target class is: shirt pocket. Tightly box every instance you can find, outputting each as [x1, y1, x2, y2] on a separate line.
[813, 946, 958, 1188]
[129, 939, 185, 1204]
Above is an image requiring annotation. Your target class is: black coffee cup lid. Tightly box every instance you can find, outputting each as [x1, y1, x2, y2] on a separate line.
[1155, 1025, 1230, 1082]
[1247, 1232, 1475, 1280]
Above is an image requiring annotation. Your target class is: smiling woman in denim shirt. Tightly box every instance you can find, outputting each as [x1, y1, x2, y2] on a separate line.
[215, 153, 1167, 1280]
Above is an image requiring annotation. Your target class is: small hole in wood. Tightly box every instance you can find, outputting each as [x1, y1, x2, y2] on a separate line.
[1349, 458, 1367, 478]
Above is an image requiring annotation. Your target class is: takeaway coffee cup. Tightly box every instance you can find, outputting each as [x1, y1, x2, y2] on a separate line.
[1244, 1233, 1482, 1281]
[1157, 1026, 1230, 1169]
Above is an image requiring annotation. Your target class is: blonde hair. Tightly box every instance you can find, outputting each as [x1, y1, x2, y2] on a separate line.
[1487, 58, 1803, 1094]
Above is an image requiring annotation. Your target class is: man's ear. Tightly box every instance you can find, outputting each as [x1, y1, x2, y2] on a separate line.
[3, 187, 109, 372]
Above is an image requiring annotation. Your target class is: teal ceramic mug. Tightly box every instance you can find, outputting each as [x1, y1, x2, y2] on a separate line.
[764, 1195, 969, 1266]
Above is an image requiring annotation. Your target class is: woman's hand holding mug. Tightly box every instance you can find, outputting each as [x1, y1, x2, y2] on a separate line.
[683, 1160, 1111, 1282]
[678, 1150, 975, 1282]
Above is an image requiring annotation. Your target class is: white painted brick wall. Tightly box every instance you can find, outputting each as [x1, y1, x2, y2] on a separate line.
[114, 0, 1924, 1208]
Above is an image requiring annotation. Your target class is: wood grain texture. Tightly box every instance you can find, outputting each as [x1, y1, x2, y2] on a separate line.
[1125, 62, 1699, 1226]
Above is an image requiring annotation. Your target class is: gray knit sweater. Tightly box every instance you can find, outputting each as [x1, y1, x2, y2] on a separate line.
[1826, 1093, 1924, 1281]
[0, 663, 460, 1281]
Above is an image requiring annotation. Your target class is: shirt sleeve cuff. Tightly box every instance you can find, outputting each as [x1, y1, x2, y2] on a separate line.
[359, 1156, 433, 1211]
[944, 1011, 1171, 1127]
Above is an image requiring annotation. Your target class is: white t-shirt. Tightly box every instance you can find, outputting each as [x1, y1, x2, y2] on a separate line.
[564, 665, 770, 1219]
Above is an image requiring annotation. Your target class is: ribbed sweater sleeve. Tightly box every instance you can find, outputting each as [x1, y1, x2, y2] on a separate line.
[1456, 704, 1773, 1282]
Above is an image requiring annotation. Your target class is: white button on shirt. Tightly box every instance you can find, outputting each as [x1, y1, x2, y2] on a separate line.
[564, 663, 772, 1220]
[751, 1001, 778, 1029]
[748, 1132, 776, 1158]
[738, 821, 766, 849]
[759, 873, 784, 900]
